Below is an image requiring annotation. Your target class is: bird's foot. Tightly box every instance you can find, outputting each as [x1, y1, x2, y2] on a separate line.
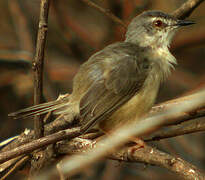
[126, 137, 145, 150]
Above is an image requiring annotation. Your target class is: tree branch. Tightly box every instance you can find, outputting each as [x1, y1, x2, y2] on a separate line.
[32, 0, 50, 138]
[145, 117, 205, 141]
[57, 138, 205, 180]
[172, 0, 205, 19]
[0, 127, 81, 164]
[149, 94, 205, 126]
[81, 0, 127, 28]
[0, 156, 29, 180]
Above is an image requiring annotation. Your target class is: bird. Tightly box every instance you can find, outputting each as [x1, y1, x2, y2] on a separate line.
[9, 10, 194, 134]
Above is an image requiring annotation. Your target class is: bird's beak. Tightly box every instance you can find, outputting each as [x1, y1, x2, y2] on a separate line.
[175, 19, 195, 26]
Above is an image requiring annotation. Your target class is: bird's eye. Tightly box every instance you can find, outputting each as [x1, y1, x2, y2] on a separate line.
[153, 20, 163, 27]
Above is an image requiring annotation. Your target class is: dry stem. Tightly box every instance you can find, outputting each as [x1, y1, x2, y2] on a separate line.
[32, 0, 50, 138]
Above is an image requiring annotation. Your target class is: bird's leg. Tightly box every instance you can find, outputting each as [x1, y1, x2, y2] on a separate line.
[126, 136, 145, 150]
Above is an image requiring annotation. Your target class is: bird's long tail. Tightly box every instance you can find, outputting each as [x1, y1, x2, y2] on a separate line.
[8, 94, 70, 119]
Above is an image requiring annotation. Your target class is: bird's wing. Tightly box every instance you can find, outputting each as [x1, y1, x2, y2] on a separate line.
[79, 50, 148, 132]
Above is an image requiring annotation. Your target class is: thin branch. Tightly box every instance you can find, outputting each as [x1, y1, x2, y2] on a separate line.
[172, 0, 205, 19]
[0, 156, 29, 180]
[0, 156, 23, 175]
[1, 114, 74, 153]
[145, 117, 205, 141]
[81, 0, 127, 28]
[33, 0, 50, 138]
[57, 138, 205, 180]
[112, 146, 205, 180]
[0, 127, 81, 164]
[149, 85, 205, 126]
[56, 163, 66, 180]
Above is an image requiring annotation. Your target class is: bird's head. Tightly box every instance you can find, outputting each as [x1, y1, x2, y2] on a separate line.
[125, 10, 194, 48]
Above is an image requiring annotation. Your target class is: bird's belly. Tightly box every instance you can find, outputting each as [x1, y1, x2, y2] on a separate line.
[99, 85, 159, 132]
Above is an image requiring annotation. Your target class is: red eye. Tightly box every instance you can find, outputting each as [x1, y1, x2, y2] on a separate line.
[154, 20, 163, 27]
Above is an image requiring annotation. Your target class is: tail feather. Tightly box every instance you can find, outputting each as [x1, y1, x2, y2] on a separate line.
[8, 95, 70, 119]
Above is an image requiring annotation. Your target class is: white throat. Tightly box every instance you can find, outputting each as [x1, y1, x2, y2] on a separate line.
[150, 45, 177, 82]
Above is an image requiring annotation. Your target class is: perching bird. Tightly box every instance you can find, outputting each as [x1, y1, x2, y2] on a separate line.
[9, 10, 194, 133]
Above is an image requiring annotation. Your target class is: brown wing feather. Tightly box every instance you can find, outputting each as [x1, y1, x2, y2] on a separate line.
[79, 54, 148, 132]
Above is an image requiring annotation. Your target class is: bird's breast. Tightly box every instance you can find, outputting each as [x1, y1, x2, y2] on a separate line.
[99, 75, 160, 132]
